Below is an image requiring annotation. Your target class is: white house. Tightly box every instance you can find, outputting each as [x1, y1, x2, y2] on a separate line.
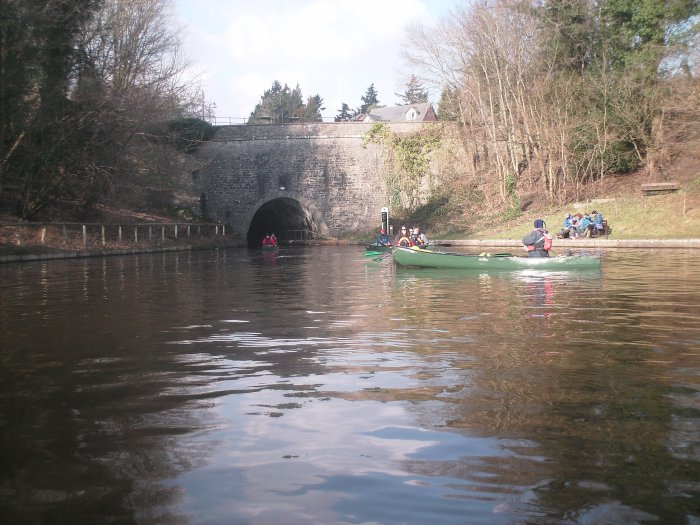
[360, 103, 438, 123]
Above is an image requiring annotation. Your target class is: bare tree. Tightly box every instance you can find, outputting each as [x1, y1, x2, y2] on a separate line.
[405, 1, 546, 203]
[2, 0, 204, 218]
[67, 0, 202, 215]
[79, 0, 195, 119]
[403, 0, 700, 211]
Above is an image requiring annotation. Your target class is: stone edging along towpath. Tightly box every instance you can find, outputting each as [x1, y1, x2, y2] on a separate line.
[0, 243, 242, 264]
[439, 238, 700, 249]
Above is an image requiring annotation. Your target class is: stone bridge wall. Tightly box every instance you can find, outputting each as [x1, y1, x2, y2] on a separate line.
[194, 122, 424, 239]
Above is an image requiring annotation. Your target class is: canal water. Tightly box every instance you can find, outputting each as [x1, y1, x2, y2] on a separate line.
[1, 246, 698, 525]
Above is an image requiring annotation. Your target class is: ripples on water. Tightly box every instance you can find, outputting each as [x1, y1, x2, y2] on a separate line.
[1, 247, 699, 524]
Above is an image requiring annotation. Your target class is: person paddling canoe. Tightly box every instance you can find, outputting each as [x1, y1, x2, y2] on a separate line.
[395, 225, 411, 247]
[411, 225, 428, 247]
[375, 227, 390, 245]
[522, 219, 552, 257]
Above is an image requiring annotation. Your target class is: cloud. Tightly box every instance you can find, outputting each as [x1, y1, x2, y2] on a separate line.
[176, 0, 449, 121]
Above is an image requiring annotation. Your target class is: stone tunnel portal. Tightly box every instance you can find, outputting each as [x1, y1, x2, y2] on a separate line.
[246, 198, 315, 247]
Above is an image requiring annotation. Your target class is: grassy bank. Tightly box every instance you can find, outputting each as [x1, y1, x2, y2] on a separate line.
[431, 187, 700, 242]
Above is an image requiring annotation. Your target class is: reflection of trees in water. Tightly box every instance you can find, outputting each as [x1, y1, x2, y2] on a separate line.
[0, 253, 251, 522]
[3, 247, 360, 521]
[3, 249, 699, 523]
[386, 268, 700, 522]
[0, 340, 210, 523]
[215, 250, 700, 522]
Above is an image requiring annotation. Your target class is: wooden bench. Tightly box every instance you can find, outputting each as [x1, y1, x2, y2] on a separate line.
[641, 182, 680, 195]
[590, 219, 611, 237]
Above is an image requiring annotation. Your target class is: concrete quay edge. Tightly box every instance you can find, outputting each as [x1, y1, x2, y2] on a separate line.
[0, 243, 242, 264]
[436, 238, 700, 249]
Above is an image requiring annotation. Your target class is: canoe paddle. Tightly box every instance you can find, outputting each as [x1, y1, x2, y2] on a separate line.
[474, 252, 514, 257]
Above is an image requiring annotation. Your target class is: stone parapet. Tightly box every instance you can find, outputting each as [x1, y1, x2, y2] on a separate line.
[211, 122, 427, 142]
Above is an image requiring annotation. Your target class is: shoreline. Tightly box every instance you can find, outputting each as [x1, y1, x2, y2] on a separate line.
[308, 238, 700, 249]
[2, 237, 699, 264]
[436, 238, 700, 249]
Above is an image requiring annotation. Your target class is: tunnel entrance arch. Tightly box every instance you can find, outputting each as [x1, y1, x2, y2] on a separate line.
[246, 197, 320, 247]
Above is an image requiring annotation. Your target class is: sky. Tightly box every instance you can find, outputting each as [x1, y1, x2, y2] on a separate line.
[173, 0, 460, 123]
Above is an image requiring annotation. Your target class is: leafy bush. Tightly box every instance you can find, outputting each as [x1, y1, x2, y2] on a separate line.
[502, 194, 523, 221]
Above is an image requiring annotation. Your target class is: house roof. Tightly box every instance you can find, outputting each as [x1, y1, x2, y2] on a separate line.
[363, 103, 436, 123]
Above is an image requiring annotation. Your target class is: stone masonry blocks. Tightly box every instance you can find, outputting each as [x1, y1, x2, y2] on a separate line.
[194, 122, 423, 238]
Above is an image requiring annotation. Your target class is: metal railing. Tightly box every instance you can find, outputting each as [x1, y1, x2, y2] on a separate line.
[210, 116, 338, 126]
[285, 229, 314, 241]
[211, 116, 248, 126]
[0, 222, 232, 250]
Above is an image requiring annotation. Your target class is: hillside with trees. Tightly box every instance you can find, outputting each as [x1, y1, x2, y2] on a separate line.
[398, 0, 699, 229]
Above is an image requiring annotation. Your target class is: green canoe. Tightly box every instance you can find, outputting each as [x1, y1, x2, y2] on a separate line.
[365, 242, 392, 257]
[366, 242, 392, 252]
[393, 247, 601, 270]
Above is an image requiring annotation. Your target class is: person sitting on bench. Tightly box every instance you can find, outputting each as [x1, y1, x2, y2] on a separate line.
[558, 214, 574, 239]
[591, 211, 606, 236]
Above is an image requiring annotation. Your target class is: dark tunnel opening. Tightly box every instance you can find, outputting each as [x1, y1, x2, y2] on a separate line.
[246, 198, 314, 247]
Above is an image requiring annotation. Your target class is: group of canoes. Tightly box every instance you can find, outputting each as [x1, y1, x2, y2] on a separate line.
[366, 218, 601, 270]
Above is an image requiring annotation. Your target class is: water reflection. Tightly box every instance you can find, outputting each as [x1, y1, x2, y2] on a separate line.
[0, 248, 699, 524]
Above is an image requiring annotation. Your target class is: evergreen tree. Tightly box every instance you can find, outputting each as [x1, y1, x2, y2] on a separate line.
[603, 0, 699, 75]
[536, 0, 596, 73]
[535, 0, 699, 76]
[247, 81, 293, 124]
[248, 81, 323, 124]
[1, 0, 105, 217]
[335, 103, 354, 121]
[437, 87, 460, 121]
[359, 83, 380, 114]
[301, 94, 324, 122]
[397, 75, 429, 104]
